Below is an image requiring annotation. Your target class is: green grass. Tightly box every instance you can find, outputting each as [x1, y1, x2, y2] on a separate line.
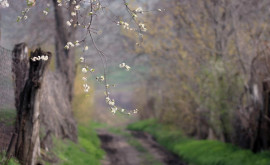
[51, 124, 104, 165]
[0, 152, 19, 165]
[128, 119, 270, 165]
[0, 109, 16, 125]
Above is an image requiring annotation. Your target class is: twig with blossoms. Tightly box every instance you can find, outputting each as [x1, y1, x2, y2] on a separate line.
[13, 0, 164, 115]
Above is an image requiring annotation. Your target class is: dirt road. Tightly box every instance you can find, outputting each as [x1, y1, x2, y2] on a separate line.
[97, 129, 187, 165]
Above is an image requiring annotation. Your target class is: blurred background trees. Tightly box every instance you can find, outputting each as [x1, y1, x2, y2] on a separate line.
[125, 0, 270, 152]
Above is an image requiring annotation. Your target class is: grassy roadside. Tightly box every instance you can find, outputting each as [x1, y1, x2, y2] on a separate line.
[50, 123, 104, 165]
[0, 109, 16, 125]
[0, 154, 19, 165]
[128, 119, 270, 165]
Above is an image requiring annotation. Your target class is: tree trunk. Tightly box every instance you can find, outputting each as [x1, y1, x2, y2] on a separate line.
[5, 43, 29, 160]
[14, 49, 51, 165]
[12, 43, 29, 112]
[52, 0, 76, 101]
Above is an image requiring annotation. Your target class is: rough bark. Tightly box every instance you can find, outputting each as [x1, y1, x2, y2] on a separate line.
[52, 0, 76, 101]
[14, 49, 51, 165]
[43, 0, 78, 144]
[12, 43, 29, 112]
[39, 71, 78, 149]
[6, 43, 29, 161]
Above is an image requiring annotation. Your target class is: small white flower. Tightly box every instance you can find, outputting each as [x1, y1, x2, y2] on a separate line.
[132, 13, 137, 18]
[44, 56, 49, 61]
[82, 77, 87, 81]
[31, 57, 37, 61]
[71, 11, 76, 16]
[139, 23, 147, 32]
[119, 63, 126, 68]
[125, 65, 131, 71]
[43, 10, 48, 15]
[66, 21, 72, 26]
[80, 57, 84, 62]
[108, 99, 115, 106]
[64, 45, 69, 49]
[111, 107, 117, 113]
[82, 67, 87, 73]
[74, 5, 80, 10]
[83, 84, 90, 92]
[0, 0, 9, 8]
[24, 16, 28, 20]
[84, 46, 89, 51]
[106, 97, 110, 103]
[100, 76, 105, 81]
[158, 9, 162, 12]
[133, 109, 138, 114]
[90, 68, 95, 72]
[67, 42, 74, 47]
[135, 7, 143, 13]
[75, 40, 80, 46]
[40, 55, 49, 61]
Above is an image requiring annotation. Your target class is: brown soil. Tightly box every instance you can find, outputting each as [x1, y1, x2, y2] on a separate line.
[98, 129, 187, 165]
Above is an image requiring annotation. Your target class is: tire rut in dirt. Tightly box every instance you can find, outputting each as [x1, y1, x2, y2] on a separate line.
[131, 131, 188, 165]
[97, 130, 142, 165]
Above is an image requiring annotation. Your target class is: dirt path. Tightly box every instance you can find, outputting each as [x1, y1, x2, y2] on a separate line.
[131, 131, 187, 165]
[98, 130, 142, 165]
[97, 129, 187, 165]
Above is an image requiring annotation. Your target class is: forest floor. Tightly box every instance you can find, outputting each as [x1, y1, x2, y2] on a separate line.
[97, 128, 187, 165]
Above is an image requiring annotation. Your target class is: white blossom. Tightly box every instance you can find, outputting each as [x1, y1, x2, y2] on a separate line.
[74, 5, 80, 10]
[66, 21, 72, 26]
[99, 76, 105, 81]
[75, 40, 80, 46]
[82, 77, 87, 81]
[83, 84, 90, 92]
[40, 55, 49, 61]
[135, 7, 143, 14]
[119, 63, 126, 68]
[133, 109, 138, 114]
[80, 57, 84, 62]
[84, 46, 89, 51]
[106, 97, 110, 103]
[27, 0, 35, 7]
[31, 55, 49, 62]
[0, 0, 9, 8]
[125, 65, 131, 71]
[108, 100, 115, 106]
[111, 107, 117, 113]
[139, 23, 147, 32]
[82, 67, 87, 73]
[71, 12, 76, 16]
[43, 10, 48, 15]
